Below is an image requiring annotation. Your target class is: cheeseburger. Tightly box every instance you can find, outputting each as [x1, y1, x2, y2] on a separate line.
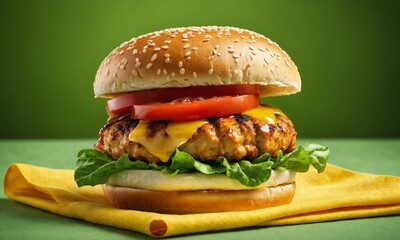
[75, 26, 329, 214]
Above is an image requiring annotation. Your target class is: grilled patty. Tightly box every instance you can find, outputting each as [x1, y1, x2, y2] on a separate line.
[97, 114, 297, 163]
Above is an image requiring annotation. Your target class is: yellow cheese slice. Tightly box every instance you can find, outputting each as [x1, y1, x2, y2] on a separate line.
[243, 104, 285, 124]
[129, 120, 207, 162]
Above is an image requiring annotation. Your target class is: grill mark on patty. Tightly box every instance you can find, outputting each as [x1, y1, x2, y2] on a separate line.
[147, 121, 169, 138]
[234, 114, 251, 123]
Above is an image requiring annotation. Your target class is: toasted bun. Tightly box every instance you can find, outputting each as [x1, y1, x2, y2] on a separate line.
[94, 26, 301, 98]
[102, 182, 295, 214]
[102, 170, 296, 213]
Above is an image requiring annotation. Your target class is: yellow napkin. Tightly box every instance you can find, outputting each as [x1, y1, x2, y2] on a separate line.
[4, 163, 400, 237]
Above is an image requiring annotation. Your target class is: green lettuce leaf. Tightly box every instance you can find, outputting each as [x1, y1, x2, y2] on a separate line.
[74, 143, 329, 187]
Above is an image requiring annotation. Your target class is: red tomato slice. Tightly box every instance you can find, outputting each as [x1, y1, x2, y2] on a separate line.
[106, 84, 260, 116]
[132, 94, 259, 121]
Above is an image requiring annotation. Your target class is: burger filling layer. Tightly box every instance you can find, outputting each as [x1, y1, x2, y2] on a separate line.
[98, 106, 297, 164]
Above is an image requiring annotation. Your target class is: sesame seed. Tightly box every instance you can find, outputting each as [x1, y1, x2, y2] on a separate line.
[135, 62, 141, 68]
[164, 39, 172, 44]
[182, 39, 189, 42]
[154, 47, 161, 52]
[183, 44, 190, 49]
[234, 39, 239, 43]
[249, 46, 255, 50]
[163, 69, 168, 75]
[234, 59, 239, 63]
[162, 45, 169, 49]
[208, 69, 214, 75]
[212, 49, 217, 55]
[164, 53, 170, 58]
[285, 59, 290, 67]
[250, 55, 253, 60]
[149, 42, 156, 47]
[208, 56, 214, 61]
[165, 58, 170, 64]
[193, 72, 197, 78]
[180, 68, 185, 75]
[228, 45, 233, 49]
[264, 57, 269, 64]
[192, 47, 198, 51]
[135, 58, 139, 63]
[146, 63, 153, 69]
[132, 70, 138, 77]
[157, 69, 161, 75]
[170, 34, 176, 38]
[267, 39, 274, 45]
[119, 58, 128, 69]
[240, 36, 246, 39]
[186, 51, 191, 56]
[171, 72, 176, 77]
[215, 45, 219, 49]
[258, 48, 265, 52]
[233, 53, 240, 58]
[228, 49, 235, 53]
[179, 61, 183, 68]
[203, 39, 210, 42]
[151, 54, 157, 62]
[132, 49, 138, 55]
[251, 51, 256, 55]
[265, 47, 270, 51]
[119, 50, 124, 55]
[106, 68, 110, 77]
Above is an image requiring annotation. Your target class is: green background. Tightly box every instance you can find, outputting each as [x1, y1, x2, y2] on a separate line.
[1, 0, 399, 138]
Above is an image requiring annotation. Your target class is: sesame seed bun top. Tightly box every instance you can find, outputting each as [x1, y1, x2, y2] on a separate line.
[94, 26, 301, 98]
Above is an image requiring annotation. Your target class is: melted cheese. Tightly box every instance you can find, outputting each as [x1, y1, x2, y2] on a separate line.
[244, 104, 286, 124]
[128, 105, 285, 162]
[129, 120, 207, 162]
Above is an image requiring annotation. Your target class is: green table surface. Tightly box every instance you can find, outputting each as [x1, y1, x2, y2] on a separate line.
[1, 139, 399, 239]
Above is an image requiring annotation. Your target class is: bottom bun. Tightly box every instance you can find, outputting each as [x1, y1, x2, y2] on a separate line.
[102, 182, 296, 214]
